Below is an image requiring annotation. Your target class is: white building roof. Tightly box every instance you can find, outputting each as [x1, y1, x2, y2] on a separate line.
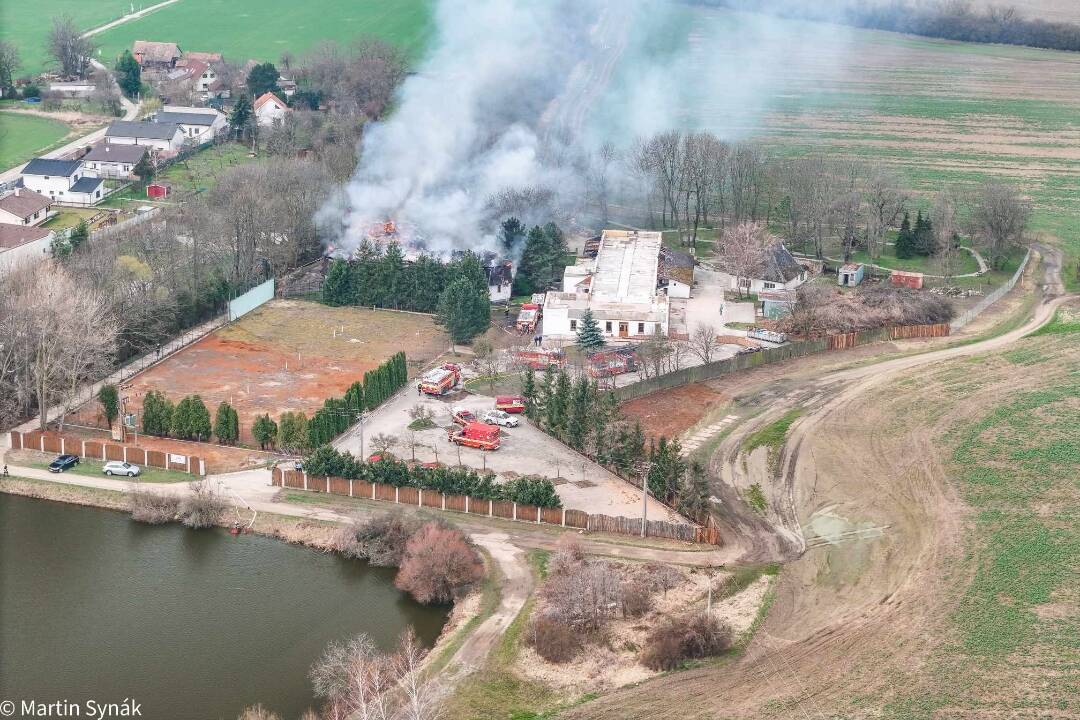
[590, 230, 662, 304]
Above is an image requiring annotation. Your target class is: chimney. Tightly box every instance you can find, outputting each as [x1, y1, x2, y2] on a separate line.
[105, 145, 110, 153]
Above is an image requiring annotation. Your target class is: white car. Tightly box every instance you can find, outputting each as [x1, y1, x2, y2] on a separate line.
[482, 410, 519, 428]
[103, 461, 141, 477]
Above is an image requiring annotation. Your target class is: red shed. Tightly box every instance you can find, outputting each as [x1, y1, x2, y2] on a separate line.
[890, 270, 924, 290]
[146, 183, 169, 199]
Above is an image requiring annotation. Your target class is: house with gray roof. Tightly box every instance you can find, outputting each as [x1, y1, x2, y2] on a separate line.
[19, 157, 104, 207]
[155, 106, 227, 143]
[81, 142, 149, 179]
[717, 241, 809, 295]
[105, 120, 185, 154]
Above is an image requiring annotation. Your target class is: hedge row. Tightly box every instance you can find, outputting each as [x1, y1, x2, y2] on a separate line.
[306, 352, 408, 447]
[303, 445, 562, 508]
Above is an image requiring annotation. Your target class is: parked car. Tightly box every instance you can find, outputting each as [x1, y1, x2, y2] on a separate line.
[452, 407, 478, 426]
[48, 454, 79, 473]
[103, 461, 141, 477]
[482, 410, 519, 428]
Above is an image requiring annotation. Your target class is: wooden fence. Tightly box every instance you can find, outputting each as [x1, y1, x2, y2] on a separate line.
[271, 468, 719, 545]
[9, 430, 206, 475]
[616, 323, 950, 401]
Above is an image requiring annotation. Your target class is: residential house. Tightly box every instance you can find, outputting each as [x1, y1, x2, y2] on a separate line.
[0, 224, 54, 272]
[81, 142, 148, 179]
[658, 246, 695, 298]
[155, 107, 227, 143]
[718, 242, 808, 294]
[254, 92, 290, 127]
[484, 258, 513, 303]
[19, 158, 104, 206]
[105, 121, 185, 154]
[0, 188, 53, 226]
[277, 77, 297, 98]
[183, 51, 223, 63]
[544, 230, 670, 342]
[132, 41, 182, 69]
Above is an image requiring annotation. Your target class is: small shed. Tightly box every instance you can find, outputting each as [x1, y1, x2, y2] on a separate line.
[890, 270, 924, 290]
[838, 263, 865, 287]
[759, 290, 795, 319]
[146, 183, 169, 199]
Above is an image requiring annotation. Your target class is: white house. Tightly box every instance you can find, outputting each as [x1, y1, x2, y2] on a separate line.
[105, 121, 186, 154]
[543, 230, 670, 343]
[717, 242, 808, 294]
[0, 224, 54, 272]
[81, 142, 148, 179]
[0, 188, 53, 226]
[254, 92, 290, 127]
[155, 107, 227, 143]
[658, 246, 695, 299]
[19, 158, 104, 206]
[48, 81, 95, 99]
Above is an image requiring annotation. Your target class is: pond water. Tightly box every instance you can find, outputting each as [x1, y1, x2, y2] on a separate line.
[0, 494, 448, 720]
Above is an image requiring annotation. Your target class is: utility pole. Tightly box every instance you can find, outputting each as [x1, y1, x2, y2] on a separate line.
[640, 462, 652, 538]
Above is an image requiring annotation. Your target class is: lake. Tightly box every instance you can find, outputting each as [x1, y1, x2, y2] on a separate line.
[0, 493, 448, 720]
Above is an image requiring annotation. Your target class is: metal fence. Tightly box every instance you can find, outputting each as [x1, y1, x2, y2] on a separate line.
[950, 249, 1032, 330]
[228, 278, 275, 321]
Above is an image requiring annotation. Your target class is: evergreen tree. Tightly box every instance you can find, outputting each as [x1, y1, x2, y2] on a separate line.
[344, 380, 365, 414]
[229, 93, 252, 138]
[277, 411, 309, 453]
[914, 211, 935, 256]
[678, 460, 710, 523]
[214, 402, 239, 444]
[576, 308, 605, 351]
[141, 391, 174, 436]
[895, 211, 915, 259]
[133, 153, 153, 181]
[407, 254, 445, 312]
[246, 62, 280, 97]
[376, 241, 406, 307]
[591, 389, 620, 463]
[566, 376, 591, 450]
[322, 259, 353, 306]
[173, 395, 211, 441]
[521, 366, 538, 420]
[500, 217, 525, 252]
[114, 50, 141, 98]
[97, 384, 119, 427]
[513, 225, 550, 296]
[545, 370, 571, 438]
[350, 240, 380, 306]
[437, 277, 489, 345]
[68, 220, 88, 253]
[252, 414, 278, 450]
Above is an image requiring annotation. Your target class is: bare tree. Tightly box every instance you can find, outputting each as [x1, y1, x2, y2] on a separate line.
[716, 221, 770, 298]
[369, 433, 398, 455]
[48, 15, 94, 78]
[688, 324, 721, 364]
[471, 339, 503, 394]
[864, 165, 907, 259]
[0, 39, 20, 92]
[969, 181, 1031, 270]
[932, 188, 961, 281]
[831, 159, 865, 263]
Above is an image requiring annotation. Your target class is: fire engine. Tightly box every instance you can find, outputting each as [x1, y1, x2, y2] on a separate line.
[448, 422, 501, 450]
[586, 346, 639, 378]
[515, 303, 541, 334]
[451, 407, 478, 426]
[495, 395, 526, 413]
[417, 363, 461, 396]
[510, 347, 566, 371]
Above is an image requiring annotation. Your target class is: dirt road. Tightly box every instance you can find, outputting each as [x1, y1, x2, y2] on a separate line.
[566, 248, 1072, 717]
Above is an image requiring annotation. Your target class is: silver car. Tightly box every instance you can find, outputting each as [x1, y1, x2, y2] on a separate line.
[482, 410, 519, 428]
[103, 461, 141, 477]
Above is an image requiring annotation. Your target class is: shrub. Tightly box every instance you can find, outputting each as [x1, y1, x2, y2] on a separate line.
[527, 613, 583, 663]
[541, 556, 620, 633]
[620, 578, 653, 619]
[335, 512, 421, 567]
[128, 487, 181, 524]
[644, 562, 684, 597]
[395, 522, 484, 604]
[236, 705, 281, 720]
[179, 480, 227, 529]
[640, 611, 734, 670]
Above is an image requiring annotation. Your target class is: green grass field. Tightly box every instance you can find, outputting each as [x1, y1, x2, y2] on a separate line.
[0, 1, 129, 76]
[91, 0, 432, 67]
[0, 111, 71, 168]
[26, 458, 192, 484]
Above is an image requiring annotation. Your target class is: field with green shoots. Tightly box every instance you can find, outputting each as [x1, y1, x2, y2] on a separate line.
[0, 111, 71, 168]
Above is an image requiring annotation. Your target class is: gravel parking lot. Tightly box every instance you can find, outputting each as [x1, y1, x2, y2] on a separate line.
[333, 384, 683, 522]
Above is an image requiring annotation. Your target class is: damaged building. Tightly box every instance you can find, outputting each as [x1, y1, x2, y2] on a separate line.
[544, 230, 686, 343]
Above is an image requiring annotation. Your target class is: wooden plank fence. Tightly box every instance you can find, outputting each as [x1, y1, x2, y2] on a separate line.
[9, 430, 206, 475]
[270, 468, 720, 545]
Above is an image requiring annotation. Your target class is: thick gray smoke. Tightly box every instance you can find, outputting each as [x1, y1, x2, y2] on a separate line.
[322, 0, 855, 256]
[322, 0, 625, 256]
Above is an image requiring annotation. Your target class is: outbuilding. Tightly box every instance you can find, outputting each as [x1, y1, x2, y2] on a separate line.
[890, 270, 924, 290]
[838, 263, 865, 287]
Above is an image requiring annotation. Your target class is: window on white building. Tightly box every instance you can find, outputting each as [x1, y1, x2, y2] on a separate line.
[570, 319, 577, 331]
[605, 321, 612, 333]
[764, 282, 776, 289]
[637, 323, 645, 334]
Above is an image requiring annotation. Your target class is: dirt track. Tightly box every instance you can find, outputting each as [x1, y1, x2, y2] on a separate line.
[565, 249, 1072, 717]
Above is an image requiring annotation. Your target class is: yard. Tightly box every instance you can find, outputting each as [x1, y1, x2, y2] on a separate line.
[0, 1, 127, 75]
[41, 206, 100, 231]
[91, 0, 432, 66]
[9, 450, 193, 484]
[0, 111, 71, 169]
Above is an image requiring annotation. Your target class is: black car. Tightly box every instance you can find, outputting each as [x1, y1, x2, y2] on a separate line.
[48, 454, 79, 473]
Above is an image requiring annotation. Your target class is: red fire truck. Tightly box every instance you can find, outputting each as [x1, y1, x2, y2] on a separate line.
[417, 363, 461, 396]
[495, 395, 526, 413]
[586, 347, 639, 378]
[515, 303, 541, 334]
[511, 347, 566, 371]
[448, 422, 501, 450]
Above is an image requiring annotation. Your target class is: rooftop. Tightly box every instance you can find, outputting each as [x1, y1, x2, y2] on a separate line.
[132, 40, 182, 63]
[255, 91, 288, 111]
[590, 229, 662, 304]
[106, 121, 182, 140]
[762, 242, 805, 284]
[82, 142, 148, 163]
[70, 177, 104, 194]
[0, 189, 52, 218]
[22, 158, 81, 177]
[0, 223, 51, 250]
[154, 110, 221, 126]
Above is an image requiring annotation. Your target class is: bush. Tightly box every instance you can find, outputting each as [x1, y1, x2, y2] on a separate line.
[335, 512, 421, 567]
[527, 613, 583, 663]
[236, 705, 280, 720]
[179, 480, 227, 529]
[128, 487, 181, 524]
[620, 578, 653, 619]
[395, 522, 484, 604]
[640, 611, 734, 670]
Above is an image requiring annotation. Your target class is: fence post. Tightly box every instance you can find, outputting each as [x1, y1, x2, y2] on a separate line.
[395, 487, 399, 503]
[40, 435, 45, 452]
[418, 489, 423, 507]
[465, 496, 469, 514]
[186, 456, 191, 473]
[562, 508, 566, 527]
[513, 502, 517, 521]
[199, 459, 205, 476]
[60, 437, 66, 456]
[303, 472, 308, 490]
[349, 479, 353, 497]
[81, 440, 86, 457]
[488, 501, 493, 518]
[442, 493, 446, 510]
[102, 444, 106, 461]
[537, 507, 541, 524]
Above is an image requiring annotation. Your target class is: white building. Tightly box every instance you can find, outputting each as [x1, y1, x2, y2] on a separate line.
[48, 81, 95, 98]
[0, 224, 54, 272]
[716, 242, 808, 294]
[543, 230, 670, 343]
[0, 188, 53, 226]
[19, 158, 104, 206]
[81, 142, 148, 179]
[105, 121, 186, 154]
[254, 92, 290, 127]
[155, 107, 227, 143]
